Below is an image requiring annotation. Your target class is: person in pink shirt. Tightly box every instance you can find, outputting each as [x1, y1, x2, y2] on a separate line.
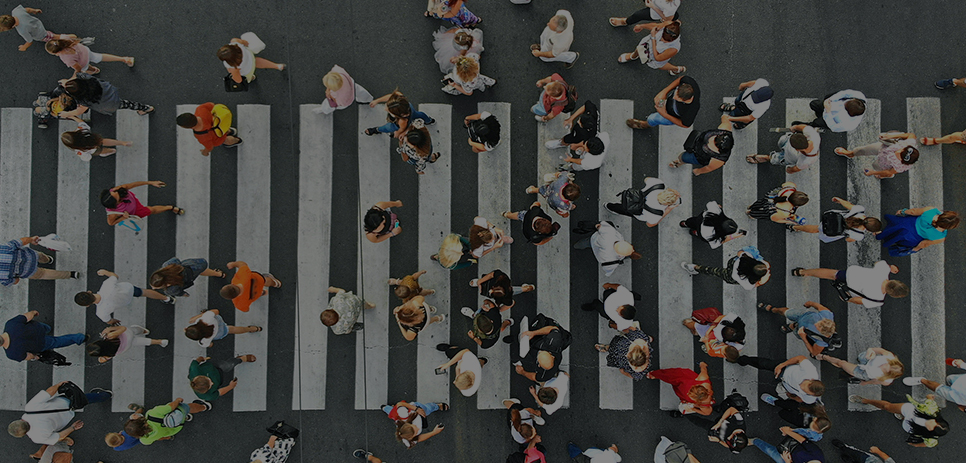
[99, 180, 183, 227]
[45, 38, 133, 75]
[313, 65, 373, 115]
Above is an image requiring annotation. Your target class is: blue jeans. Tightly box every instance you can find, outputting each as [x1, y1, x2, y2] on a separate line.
[40, 321, 85, 351]
[680, 151, 701, 165]
[531, 100, 548, 116]
[85, 390, 112, 404]
[376, 104, 433, 133]
[752, 438, 785, 463]
[646, 111, 675, 126]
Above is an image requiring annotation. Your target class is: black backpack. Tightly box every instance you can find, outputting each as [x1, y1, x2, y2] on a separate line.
[562, 85, 579, 113]
[468, 116, 500, 145]
[821, 210, 849, 236]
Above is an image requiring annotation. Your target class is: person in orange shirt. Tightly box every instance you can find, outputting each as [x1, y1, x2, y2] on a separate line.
[218, 261, 281, 312]
[176, 103, 243, 156]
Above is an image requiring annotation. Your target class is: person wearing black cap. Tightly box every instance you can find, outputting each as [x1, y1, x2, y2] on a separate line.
[681, 200, 745, 249]
[720, 79, 773, 130]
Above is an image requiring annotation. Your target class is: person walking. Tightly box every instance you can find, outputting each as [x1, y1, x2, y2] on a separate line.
[184, 309, 260, 348]
[45, 38, 133, 75]
[736, 355, 825, 405]
[877, 206, 959, 256]
[720, 78, 773, 129]
[529, 371, 570, 416]
[531, 10, 578, 67]
[791, 261, 908, 308]
[188, 354, 257, 402]
[7, 381, 112, 444]
[314, 65, 373, 114]
[903, 357, 966, 412]
[532, 73, 573, 122]
[528, 171, 579, 218]
[847, 394, 947, 448]
[393, 295, 444, 342]
[468, 216, 513, 259]
[364, 200, 404, 243]
[58, 73, 153, 116]
[464, 111, 501, 152]
[504, 202, 560, 246]
[364, 90, 435, 138]
[834, 132, 920, 179]
[101, 181, 183, 227]
[435, 344, 486, 397]
[441, 54, 495, 96]
[627, 76, 699, 129]
[389, 270, 435, 303]
[581, 283, 639, 331]
[0, 236, 78, 286]
[504, 398, 543, 446]
[124, 397, 211, 445]
[596, 326, 654, 381]
[786, 197, 881, 243]
[219, 260, 282, 312]
[605, 177, 681, 227]
[250, 433, 297, 463]
[385, 400, 446, 448]
[149, 257, 224, 298]
[648, 363, 714, 416]
[681, 246, 770, 290]
[432, 27, 483, 74]
[816, 348, 903, 386]
[2, 310, 86, 362]
[218, 34, 285, 84]
[462, 299, 512, 349]
[746, 123, 820, 173]
[681, 201, 744, 248]
[87, 325, 167, 363]
[75, 269, 172, 325]
[618, 20, 684, 75]
[759, 301, 836, 358]
[470, 269, 533, 310]
[176, 103, 243, 156]
[566, 442, 621, 463]
[511, 313, 572, 383]
[573, 221, 641, 277]
[683, 308, 745, 361]
[808, 89, 866, 132]
[425, 0, 481, 28]
[0, 5, 77, 51]
[321, 286, 375, 334]
[60, 120, 131, 161]
[830, 441, 895, 463]
[609, 0, 681, 28]
[747, 182, 809, 225]
[667, 114, 734, 176]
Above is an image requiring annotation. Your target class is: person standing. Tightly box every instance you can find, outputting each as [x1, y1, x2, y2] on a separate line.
[74, 269, 172, 325]
[0, 5, 76, 52]
[0, 236, 78, 286]
[720, 78, 773, 129]
[7, 381, 112, 444]
[2, 310, 86, 362]
[219, 260, 282, 312]
[314, 65, 373, 114]
[808, 89, 866, 132]
[531, 10, 578, 67]
[573, 221, 640, 277]
[176, 103, 243, 156]
[746, 124, 820, 174]
[627, 76, 699, 129]
[320, 286, 375, 335]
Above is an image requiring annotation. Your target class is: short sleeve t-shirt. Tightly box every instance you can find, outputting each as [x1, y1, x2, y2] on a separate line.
[541, 372, 569, 415]
[781, 360, 821, 404]
[572, 132, 608, 172]
[188, 359, 222, 401]
[12, 5, 47, 42]
[480, 269, 513, 307]
[22, 391, 73, 445]
[522, 205, 556, 243]
[4, 315, 48, 361]
[591, 221, 624, 276]
[846, 260, 890, 308]
[916, 208, 947, 241]
[113, 430, 141, 451]
[192, 103, 228, 151]
[634, 177, 672, 225]
[665, 76, 700, 127]
[456, 350, 482, 397]
[471, 216, 499, 258]
[57, 43, 90, 70]
[231, 262, 265, 312]
[739, 78, 772, 119]
[95, 276, 136, 323]
[781, 126, 821, 169]
[140, 405, 182, 445]
[603, 285, 635, 330]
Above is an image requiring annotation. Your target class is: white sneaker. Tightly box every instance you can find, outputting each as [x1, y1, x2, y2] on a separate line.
[681, 262, 698, 276]
[160, 339, 169, 348]
[532, 415, 546, 425]
[461, 307, 475, 318]
[469, 279, 479, 287]
[903, 377, 925, 386]
[544, 139, 566, 149]
[534, 115, 545, 122]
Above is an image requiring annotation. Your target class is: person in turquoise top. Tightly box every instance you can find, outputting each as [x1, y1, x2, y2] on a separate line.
[188, 354, 256, 401]
[878, 206, 960, 256]
[124, 397, 210, 445]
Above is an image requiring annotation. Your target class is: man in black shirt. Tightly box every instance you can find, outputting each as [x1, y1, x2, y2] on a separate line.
[627, 76, 701, 129]
[508, 314, 572, 383]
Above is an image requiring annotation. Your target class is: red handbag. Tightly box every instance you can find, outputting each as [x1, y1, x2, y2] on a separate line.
[690, 307, 722, 325]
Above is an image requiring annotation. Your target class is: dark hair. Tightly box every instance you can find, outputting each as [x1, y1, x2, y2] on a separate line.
[562, 183, 581, 201]
[475, 313, 494, 334]
[844, 99, 866, 117]
[586, 137, 605, 155]
[216, 44, 243, 67]
[910, 413, 949, 438]
[386, 91, 411, 119]
[185, 321, 214, 340]
[320, 309, 339, 326]
[488, 285, 506, 298]
[99, 188, 127, 209]
[87, 339, 120, 357]
[0, 15, 15, 30]
[729, 433, 748, 451]
[61, 130, 103, 150]
[617, 304, 636, 320]
[176, 113, 198, 128]
[537, 387, 557, 405]
[721, 326, 741, 343]
[899, 147, 920, 165]
[663, 20, 681, 39]
[788, 191, 809, 207]
[752, 264, 768, 277]
[124, 418, 150, 438]
[862, 217, 883, 232]
[363, 208, 390, 233]
[219, 284, 240, 300]
[63, 77, 101, 102]
[715, 132, 734, 152]
[936, 211, 961, 230]
[149, 264, 184, 289]
[813, 416, 832, 433]
[719, 219, 739, 236]
[45, 39, 77, 54]
[477, 115, 501, 142]
[677, 83, 694, 100]
[789, 133, 808, 150]
[405, 127, 432, 155]
[74, 291, 95, 306]
[532, 217, 553, 234]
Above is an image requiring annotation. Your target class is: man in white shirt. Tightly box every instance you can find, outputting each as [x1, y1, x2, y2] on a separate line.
[563, 132, 609, 172]
[75, 269, 173, 325]
[792, 261, 908, 308]
[748, 124, 821, 174]
[581, 283, 638, 331]
[7, 381, 112, 444]
[808, 89, 866, 132]
[572, 221, 639, 276]
[722, 78, 773, 129]
[529, 371, 570, 415]
[736, 355, 824, 405]
[531, 10, 578, 67]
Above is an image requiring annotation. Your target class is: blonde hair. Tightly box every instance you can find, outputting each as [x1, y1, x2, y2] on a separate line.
[454, 31, 473, 49]
[105, 432, 124, 447]
[454, 371, 475, 390]
[455, 56, 480, 83]
[628, 345, 648, 368]
[437, 234, 466, 268]
[191, 376, 213, 393]
[396, 303, 425, 324]
[882, 357, 905, 380]
[657, 188, 680, 206]
[546, 81, 565, 98]
[396, 422, 418, 441]
[323, 72, 344, 91]
[814, 319, 836, 338]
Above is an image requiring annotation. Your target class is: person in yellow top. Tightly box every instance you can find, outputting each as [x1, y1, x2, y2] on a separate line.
[219, 261, 281, 312]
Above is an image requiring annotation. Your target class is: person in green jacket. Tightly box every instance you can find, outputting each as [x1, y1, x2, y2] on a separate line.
[124, 397, 210, 445]
[189, 354, 257, 401]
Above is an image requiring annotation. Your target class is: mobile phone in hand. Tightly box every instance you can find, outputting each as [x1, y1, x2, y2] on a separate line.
[435, 367, 445, 375]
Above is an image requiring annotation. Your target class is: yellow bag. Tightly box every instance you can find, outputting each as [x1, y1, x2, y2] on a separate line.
[211, 104, 233, 138]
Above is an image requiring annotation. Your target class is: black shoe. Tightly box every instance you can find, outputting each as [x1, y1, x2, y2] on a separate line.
[436, 343, 450, 352]
[192, 399, 212, 411]
[226, 138, 243, 148]
[363, 127, 379, 136]
[83, 334, 90, 343]
[668, 410, 683, 418]
[69, 271, 80, 279]
[679, 220, 688, 228]
[426, 118, 437, 125]
[503, 335, 512, 344]
[161, 296, 176, 305]
[604, 203, 622, 214]
[565, 52, 579, 69]
[831, 439, 845, 450]
[227, 127, 238, 137]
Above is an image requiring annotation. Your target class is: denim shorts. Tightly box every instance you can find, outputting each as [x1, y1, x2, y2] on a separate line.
[680, 151, 701, 165]
[646, 111, 675, 126]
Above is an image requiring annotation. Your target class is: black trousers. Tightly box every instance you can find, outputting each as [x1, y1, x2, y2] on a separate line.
[626, 8, 680, 25]
[736, 355, 803, 411]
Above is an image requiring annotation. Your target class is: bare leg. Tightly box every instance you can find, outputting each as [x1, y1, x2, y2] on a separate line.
[101, 138, 132, 147]
[368, 456, 383, 463]
[254, 57, 285, 70]
[187, 402, 207, 414]
[860, 398, 904, 414]
[200, 268, 224, 277]
[149, 339, 165, 345]
[920, 379, 941, 391]
[263, 274, 282, 288]
[932, 132, 966, 144]
[419, 288, 436, 296]
[822, 355, 859, 376]
[228, 325, 260, 334]
[141, 288, 169, 301]
[98, 53, 134, 66]
[504, 211, 520, 220]
[147, 205, 174, 215]
[429, 315, 443, 325]
[798, 268, 839, 280]
[790, 224, 819, 233]
[954, 78, 966, 88]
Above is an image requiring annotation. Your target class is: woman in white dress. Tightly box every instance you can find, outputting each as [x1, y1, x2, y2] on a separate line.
[432, 27, 483, 74]
[441, 54, 495, 96]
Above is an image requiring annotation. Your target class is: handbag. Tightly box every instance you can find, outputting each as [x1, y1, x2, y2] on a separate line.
[38, 350, 72, 366]
[690, 307, 722, 325]
[830, 280, 884, 304]
[107, 211, 143, 235]
[776, 436, 801, 455]
[662, 441, 692, 463]
[266, 420, 300, 439]
[57, 381, 88, 409]
[224, 74, 249, 92]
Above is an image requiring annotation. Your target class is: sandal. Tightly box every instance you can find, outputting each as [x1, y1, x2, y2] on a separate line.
[920, 137, 938, 146]
[438, 402, 450, 411]
[719, 103, 736, 112]
[210, 268, 227, 278]
[669, 158, 684, 168]
[834, 147, 853, 158]
[779, 324, 794, 334]
[172, 206, 185, 215]
[249, 325, 263, 332]
[618, 52, 635, 63]
[240, 354, 257, 362]
[790, 267, 805, 277]
[594, 344, 609, 353]
[609, 17, 627, 27]
[746, 154, 769, 164]
[669, 66, 687, 76]
[363, 127, 379, 136]
[137, 105, 155, 116]
[757, 302, 775, 313]
[785, 223, 798, 232]
[530, 44, 540, 52]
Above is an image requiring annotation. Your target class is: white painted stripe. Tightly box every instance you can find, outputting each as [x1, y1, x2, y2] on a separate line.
[0, 108, 31, 410]
[110, 111, 150, 412]
[657, 125, 693, 410]
[355, 105, 391, 409]
[52, 119, 88, 391]
[784, 99, 821, 366]
[846, 99, 883, 410]
[598, 99, 633, 410]
[536, 107, 571, 409]
[174, 104, 210, 402]
[471, 103, 511, 410]
[721, 97, 759, 411]
[233, 104, 272, 412]
[907, 97, 945, 405]
[292, 105, 332, 410]
[415, 103, 452, 406]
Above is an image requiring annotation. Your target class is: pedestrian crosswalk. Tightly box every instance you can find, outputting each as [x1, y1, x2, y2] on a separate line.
[0, 97, 949, 415]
